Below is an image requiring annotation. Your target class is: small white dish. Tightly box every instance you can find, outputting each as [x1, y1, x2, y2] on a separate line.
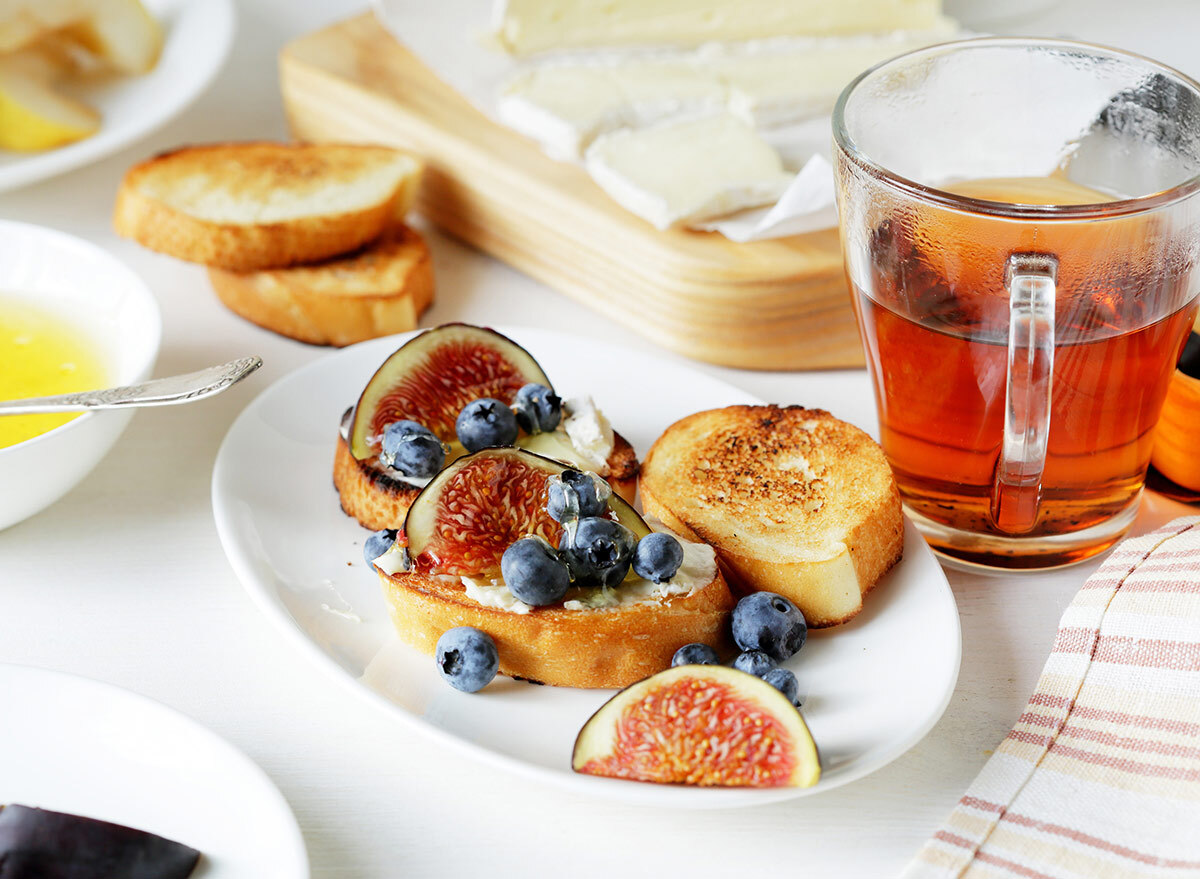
[0, 0, 235, 193]
[0, 220, 160, 530]
[212, 327, 961, 808]
[0, 663, 308, 877]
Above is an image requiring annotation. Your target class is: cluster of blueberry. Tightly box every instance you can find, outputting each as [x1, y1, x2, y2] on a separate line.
[426, 470, 690, 694]
[672, 592, 807, 706]
[375, 382, 563, 481]
[502, 469, 684, 606]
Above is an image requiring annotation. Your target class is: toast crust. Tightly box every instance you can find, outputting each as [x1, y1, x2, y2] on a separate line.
[207, 224, 434, 345]
[378, 565, 733, 688]
[334, 430, 640, 532]
[114, 142, 422, 270]
[639, 405, 903, 627]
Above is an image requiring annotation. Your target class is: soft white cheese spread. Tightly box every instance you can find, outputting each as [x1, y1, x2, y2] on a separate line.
[459, 521, 717, 613]
[463, 577, 533, 614]
[373, 543, 410, 576]
[561, 396, 615, 471]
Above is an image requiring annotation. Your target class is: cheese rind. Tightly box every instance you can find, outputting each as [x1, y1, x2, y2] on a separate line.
[498, 59, 725, 159]
[495, 0, 947, 56]
[497, 27, 957, 157]
[584, 114, 793, 229]
[707, 26, 959, 127]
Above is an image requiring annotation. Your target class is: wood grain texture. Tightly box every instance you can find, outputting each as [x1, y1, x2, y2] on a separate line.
[278, 13, 864, 370]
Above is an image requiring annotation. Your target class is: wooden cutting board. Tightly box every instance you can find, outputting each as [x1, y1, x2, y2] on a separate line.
[280, 13, 864, 370]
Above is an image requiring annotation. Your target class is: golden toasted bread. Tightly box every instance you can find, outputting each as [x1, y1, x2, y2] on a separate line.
[639, 405, 902, 627]
[334, 429, 640, 532]
[377, 561, 733, 689]
[114, 142, 422, 271]
[206, 224, 434, 346]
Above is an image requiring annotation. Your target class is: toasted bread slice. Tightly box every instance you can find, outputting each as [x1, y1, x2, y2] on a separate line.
[334, 428, 640, 532]
[114, 142, 423, 270]
[206, 224, 434, 346]
[377, 562, 733, 689]
[640, 405, 902, 627]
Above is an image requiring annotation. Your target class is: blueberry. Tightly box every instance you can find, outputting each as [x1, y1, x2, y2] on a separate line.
[632, 532, 684, 583]
[435, 627, 499, 693]
[513, 383, 562, 434]
[363, 529, 397, 566]
[672, 643, 720, 667]
[455, 398, 519, 452]
[730, 592, 807, 662]
[547, 469, 608, 522]
[732, 650, 777, 678]
[560, 516, 636, 588]
[380, 420, 444, 478]
[501, 536, 571, 606]
[763, 667, 800, 704]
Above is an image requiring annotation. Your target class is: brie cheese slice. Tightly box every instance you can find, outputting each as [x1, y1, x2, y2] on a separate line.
[498, 59, 725, 159]
[494, 0, 949, 55]
[584, 114, 794, 229]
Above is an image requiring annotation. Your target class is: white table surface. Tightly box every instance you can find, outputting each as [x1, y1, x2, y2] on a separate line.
[0, 1, 1195, 876]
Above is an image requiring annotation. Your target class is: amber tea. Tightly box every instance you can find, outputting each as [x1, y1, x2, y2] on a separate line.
[854, 176, 1198, 566]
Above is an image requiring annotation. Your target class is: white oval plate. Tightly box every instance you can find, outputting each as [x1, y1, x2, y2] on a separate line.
[0, 0, 235, 193]
[212, 327, 960, 808]
[0, 663, 308, 876]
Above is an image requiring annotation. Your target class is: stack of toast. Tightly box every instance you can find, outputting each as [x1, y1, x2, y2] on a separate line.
[115, 141, 432, 345]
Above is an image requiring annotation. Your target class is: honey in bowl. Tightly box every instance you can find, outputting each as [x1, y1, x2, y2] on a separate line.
[855, 175, 1198, 564]
[0, 294, 110, 448]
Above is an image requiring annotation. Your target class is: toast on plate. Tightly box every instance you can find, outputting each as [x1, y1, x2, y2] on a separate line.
[372, 448, 734, 688]
[114, 142, 422, 271]
[335, 324, 641, 531]
[334, 424, 639, 532]
[207, 224, 434, 346]
[639, 405, 902, 627]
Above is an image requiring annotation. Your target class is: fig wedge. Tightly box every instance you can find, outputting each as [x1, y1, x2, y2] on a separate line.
[573, 665, 820, 788]
[404, 448, 649, 578]
[350, 324, 551, 459]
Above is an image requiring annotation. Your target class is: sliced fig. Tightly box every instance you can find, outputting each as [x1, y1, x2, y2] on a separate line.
[572, 666, 820, 788]
[404, 448, 649, 578]
[350, 324, 552, 459]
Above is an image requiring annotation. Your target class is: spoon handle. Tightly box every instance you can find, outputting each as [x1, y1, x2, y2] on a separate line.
[0, 357, 263, 415]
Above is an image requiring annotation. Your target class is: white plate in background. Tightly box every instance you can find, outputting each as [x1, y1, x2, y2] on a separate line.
[0, 663, 308, 877]
[0, 0, 235, 193]
[212, 327, 961, 808]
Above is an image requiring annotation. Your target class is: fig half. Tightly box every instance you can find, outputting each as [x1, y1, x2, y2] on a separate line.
[573, 666, 820, 788]
[350, 324, 552, 459]
[404, 448, 649, 578]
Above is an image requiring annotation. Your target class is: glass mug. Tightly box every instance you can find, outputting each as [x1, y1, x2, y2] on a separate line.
[834, 39, 1200, 568]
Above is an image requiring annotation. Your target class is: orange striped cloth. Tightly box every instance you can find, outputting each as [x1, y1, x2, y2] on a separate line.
[904, 516, 1200, 879]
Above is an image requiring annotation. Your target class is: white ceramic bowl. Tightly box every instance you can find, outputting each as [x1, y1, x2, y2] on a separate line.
[0, 221, 160, 530]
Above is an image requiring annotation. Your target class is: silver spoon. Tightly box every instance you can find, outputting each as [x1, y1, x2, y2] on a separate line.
[0, 357, 263, 415]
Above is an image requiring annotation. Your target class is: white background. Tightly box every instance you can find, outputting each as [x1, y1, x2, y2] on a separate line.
[0, 1, 1196, 876]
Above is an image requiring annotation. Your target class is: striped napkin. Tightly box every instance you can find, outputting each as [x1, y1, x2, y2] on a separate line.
[904, 516, 1200, 879]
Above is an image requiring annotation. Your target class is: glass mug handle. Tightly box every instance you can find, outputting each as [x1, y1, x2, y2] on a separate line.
[992, 253, 1057, 534]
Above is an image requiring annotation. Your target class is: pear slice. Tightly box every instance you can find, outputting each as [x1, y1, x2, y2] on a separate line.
[64, 0, 163, 74]
[0, 60, 99, 150]
[0, 1, 90, 53]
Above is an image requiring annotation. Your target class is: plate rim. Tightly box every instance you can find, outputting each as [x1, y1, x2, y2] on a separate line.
[212, 327, 962, 808]
[0, 661, 309, 876]
[0, 0, 236, 193]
